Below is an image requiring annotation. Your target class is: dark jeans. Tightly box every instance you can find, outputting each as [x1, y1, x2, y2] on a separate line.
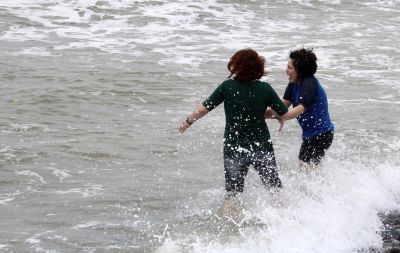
[299, 131, 334, 165]
[224, 151, 282, 194]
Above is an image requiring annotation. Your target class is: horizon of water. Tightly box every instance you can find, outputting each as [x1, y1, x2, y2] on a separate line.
[0, 0, 400, 252]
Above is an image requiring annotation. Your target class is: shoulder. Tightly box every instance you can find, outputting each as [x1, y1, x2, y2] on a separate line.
[284, 83, 294, 93]
[301, 76, 318, 89]
[258, 80, 272, 89]
[222, 79, 233, 84]
[215, 79, 232, 90]
[220, 79, 237, 87]
[286, 83, 294, 88]
[255, 81, 275, 96]
[260, 80, 270, 86]
[216, 79, 239, 94]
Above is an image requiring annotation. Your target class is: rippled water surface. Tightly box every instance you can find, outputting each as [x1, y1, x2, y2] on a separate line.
[0, 0, 400, 252]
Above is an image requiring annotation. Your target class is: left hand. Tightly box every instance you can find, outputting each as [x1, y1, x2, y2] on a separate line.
[179, 120, 190, 133]
[264, 108, 276, 119]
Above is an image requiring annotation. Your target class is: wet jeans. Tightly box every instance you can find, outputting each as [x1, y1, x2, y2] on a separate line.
[299, 131, 334, 165]
[224, 150, 282, 194]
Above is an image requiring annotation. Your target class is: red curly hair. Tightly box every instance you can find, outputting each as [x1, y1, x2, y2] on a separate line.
[227, 49, 266, 82]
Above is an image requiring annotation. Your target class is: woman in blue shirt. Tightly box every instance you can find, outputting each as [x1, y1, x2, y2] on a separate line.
[266, 48, 334, 168]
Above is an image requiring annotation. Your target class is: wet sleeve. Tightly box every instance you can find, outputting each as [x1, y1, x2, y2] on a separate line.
[269, 86, 288, 116]
[202, 82, 225, 111]
[283, 84, 293, 101]
[299, 77, 318, 109]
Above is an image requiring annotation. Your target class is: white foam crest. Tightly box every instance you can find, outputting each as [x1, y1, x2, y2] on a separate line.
[0, 0, 342, 75]
[54, 184, 104, 197]
[281, 0, 314, 7]
[12, 47, 54, 57]
[367, 98, 400, 105]
[329, 98, 400, 106]
[1, 27, 49, 42]
[279, 0, 342, 6]
[136, 3, 242, 51]
[2, 1, 91, 28]
[16, 170, 45, 184]
[9, 123, 50, 132]
[361, 0, 400, 11]
[1, 0, 132, 25]
[157, 138, 400, 253]
[137, 1, 251, 28]
[0, 197, 15, 205]
[131, 1, 307, 73]
[343, 69, 392, 79]
[46, 167, 72, 182]
[324, 22, 363, 32]
[0, 146, 13, 153]
[1, 0, 133, 52]
[71, 221, 102, 230]
[387, 137, 400, 152]
[361, 54, 398, 69]
[310, 47, 350, 70]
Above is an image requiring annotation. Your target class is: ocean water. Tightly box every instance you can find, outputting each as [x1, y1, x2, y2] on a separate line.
[0, 0, 399, 252]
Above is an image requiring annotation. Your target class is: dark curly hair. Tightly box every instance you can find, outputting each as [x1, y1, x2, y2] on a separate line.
[289, 48, 318, 80]
[227, 49, 265, 82]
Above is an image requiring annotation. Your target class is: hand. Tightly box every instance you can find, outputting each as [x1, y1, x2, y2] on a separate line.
[264, 108, 277, 119]
[277, 117, 285, 131]
[179, 120, 190, 133]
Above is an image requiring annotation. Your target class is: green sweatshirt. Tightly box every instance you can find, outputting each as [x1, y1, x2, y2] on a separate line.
[203, 79, 288, 158]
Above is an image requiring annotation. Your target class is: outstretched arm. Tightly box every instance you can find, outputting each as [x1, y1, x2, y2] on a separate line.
[265, 98, 293, 131]
[265, 99, 292, 119]
[272, 104, 304, 132]
[282, 99, 292, 108]
[179, 104, 209, 133]
[279, 77, 317, 121]
[280, 104, 305, 121]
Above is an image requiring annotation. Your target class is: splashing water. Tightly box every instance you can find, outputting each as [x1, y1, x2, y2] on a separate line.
[0, 0, 399, 252]
[156, 136, 400, 253]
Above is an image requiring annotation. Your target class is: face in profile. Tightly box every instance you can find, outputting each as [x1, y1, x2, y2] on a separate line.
[286, 59, 298, 84]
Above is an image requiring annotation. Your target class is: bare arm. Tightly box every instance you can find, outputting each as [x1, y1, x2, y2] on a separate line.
[265, 98, 292, 118]
[266, 101, 303, 131]
[272, 104, 304, 131]
[280, 104, 305, 121]
[179, 104, 209, 133]
[282, 99, 292, 107]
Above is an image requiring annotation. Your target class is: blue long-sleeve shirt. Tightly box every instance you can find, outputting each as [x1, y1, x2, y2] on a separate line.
[283, 76, 334, 139]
